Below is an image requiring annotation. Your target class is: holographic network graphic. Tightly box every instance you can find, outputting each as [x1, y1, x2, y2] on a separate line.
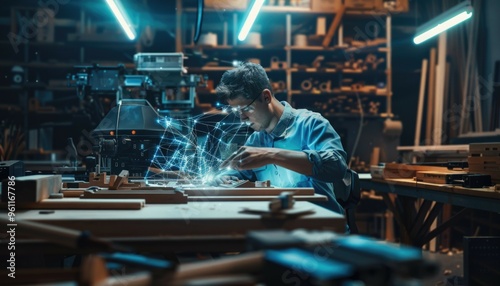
[144, 107, 253, 185]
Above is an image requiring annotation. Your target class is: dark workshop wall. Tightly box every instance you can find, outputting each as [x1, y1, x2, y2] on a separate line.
[393, 0, 500, 146]
[483, 0, 500, 130]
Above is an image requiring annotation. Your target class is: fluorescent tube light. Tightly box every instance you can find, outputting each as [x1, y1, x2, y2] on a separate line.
[413, 1, 472, 44]
[238, 0, 265, 42]
[105, 0, 136, 40]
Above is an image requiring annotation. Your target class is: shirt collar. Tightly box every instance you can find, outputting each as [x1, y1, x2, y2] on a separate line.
[269, 101, 294, 139]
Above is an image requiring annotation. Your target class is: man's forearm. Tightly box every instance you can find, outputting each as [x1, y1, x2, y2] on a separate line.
[271, 149, 313, 176]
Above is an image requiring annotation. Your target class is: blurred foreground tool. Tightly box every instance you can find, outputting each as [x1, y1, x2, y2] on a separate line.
[247, 229, 439, 286]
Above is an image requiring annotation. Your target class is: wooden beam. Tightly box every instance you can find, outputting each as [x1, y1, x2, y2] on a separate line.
[433, 32, 447, 145]
[322, 5, 345, 48]
[415, 59, 428, 147]
[1, 175, 62, 203]
[81, 190, 188, 204]
[4, 198, 145, 210]
[426, 48, 436, 145]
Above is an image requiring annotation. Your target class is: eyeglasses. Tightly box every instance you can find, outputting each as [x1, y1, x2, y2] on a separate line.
[223, 92, 261, 115]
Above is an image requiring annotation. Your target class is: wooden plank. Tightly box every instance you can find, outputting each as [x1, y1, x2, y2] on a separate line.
[414, 181, 455, 193]
[183, 187, 315, 196]
[383, 163, 449, 179]
[467, 156, 500, 165]
[64, 187, 318, 199]
[384, 163, 450, 172]
[460, 9, 478, 135]
[452, 185, 500, 200]
[415, 171, 467, 184]
[426, 48, 436, 145]
[386, 15, 392, 116]
[469, 142, 500, 156]
[322, 4, 345, 48]
[188, 194, 327, 202]
[2, 198, 145, 210]
[444, 62, 451, 140]
[472, 73, 483, 132]
[471, 3, 482, 132]
[384, 210, 395, 242]
[373, 178, 456, 193]
[433, 33, 447, 145]
[1, 174, 62, 203]
[13, 202, 345, 238]
[370, 147, 380, 166]
[60, 190, 84, 197]
[397, 144, 469, 151]
[81, 190, 188, 204]
[415, 59, 428, 147]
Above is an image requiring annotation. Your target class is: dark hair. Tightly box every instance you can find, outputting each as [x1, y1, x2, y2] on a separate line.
[216, 62, 272, 102]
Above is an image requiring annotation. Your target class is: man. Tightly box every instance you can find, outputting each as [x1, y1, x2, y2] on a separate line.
[215, 62, 348, 214]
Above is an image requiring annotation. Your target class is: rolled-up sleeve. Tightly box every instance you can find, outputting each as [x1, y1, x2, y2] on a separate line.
[304, 149, 347, 182]
[302, 116, 347, 182]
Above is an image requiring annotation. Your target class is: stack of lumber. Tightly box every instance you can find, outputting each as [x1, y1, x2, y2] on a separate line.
[468, 143, 500, 184]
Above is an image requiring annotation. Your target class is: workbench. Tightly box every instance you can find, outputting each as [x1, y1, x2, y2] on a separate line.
[2, 201, 344, 254]
[360, 177, 500, 247]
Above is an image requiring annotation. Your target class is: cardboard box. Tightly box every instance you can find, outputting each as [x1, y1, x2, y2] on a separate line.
[310, 0, 341, 12]
[375, 0, 409, 12]
[345, 0, 378, 10]
[345, 0, 409, 13]
[205, 0, 247, 10]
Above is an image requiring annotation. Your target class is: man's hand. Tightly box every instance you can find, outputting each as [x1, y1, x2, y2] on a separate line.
[219, 146, 274, 170]
[219, 146, 313, 176]
[210, 175, 241, 186]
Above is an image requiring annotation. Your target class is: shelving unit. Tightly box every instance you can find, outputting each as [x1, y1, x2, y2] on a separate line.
[0, 5, 141, 155]
[177, 2, 393, 118]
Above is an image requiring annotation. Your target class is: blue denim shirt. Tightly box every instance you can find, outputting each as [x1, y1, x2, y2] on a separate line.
[225, 101, 348, 214]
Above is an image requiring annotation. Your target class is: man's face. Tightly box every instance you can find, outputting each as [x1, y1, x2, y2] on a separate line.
[226, 92, 271, 132]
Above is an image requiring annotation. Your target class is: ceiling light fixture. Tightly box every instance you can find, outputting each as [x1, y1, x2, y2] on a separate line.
[413, 1, 472, 44]
[238, 0, 265, 42]
[105, 0, 136, 40]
